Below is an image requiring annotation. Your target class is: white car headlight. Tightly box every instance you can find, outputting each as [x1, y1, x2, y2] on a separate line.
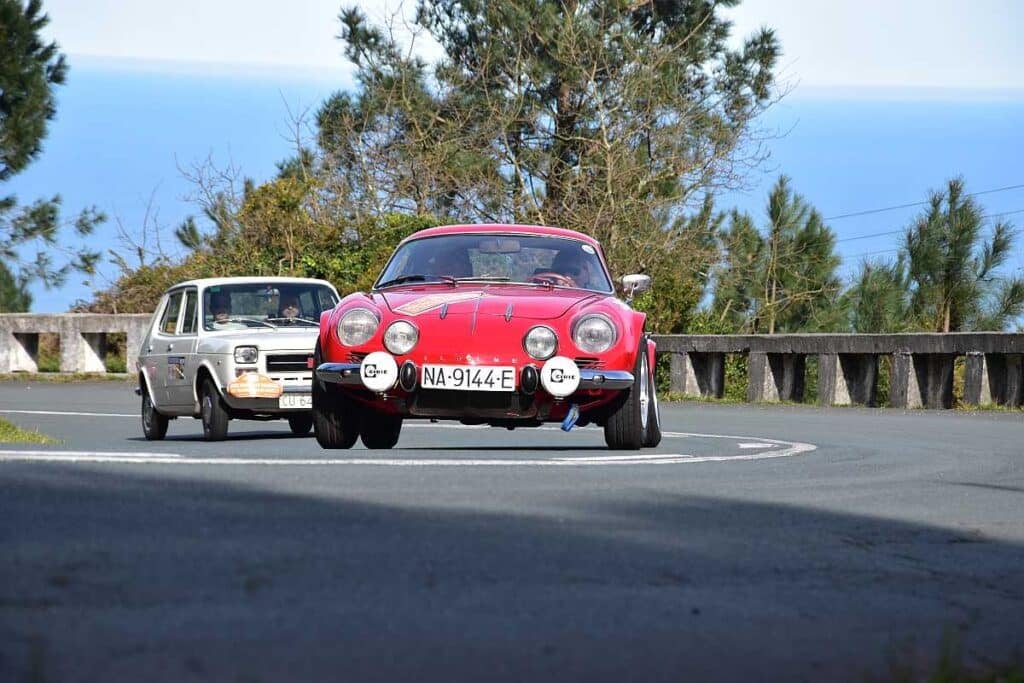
[572, 315, 617, 354]
[337, 308, 379, 346]
[234, 346, 258, 363]
[523, 326, 557, 360]
[383, 320, 419, 355]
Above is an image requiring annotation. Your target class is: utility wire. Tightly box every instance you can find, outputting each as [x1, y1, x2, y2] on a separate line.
[835, 208, 1024, 243]
[823, 183, 1024, 221]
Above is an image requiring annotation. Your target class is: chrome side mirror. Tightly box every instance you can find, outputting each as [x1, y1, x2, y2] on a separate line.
[620, 274, 651, 303]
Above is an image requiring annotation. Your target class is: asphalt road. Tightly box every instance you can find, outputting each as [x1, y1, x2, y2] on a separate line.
[1, 380, 1022, 682]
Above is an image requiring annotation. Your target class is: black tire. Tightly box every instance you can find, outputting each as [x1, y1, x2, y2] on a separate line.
[642, 343, 662, 448]
[604, 338, 652, 450]
[141, 385, 168, 441]
[312, 342, 360, 449]
[287, 413, 314, 436]
[360, 411, 403, 449]
[200, 377, 230, 441]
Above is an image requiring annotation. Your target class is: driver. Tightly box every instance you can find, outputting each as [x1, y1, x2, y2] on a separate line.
[208, 293, 246, 329]
[549, 249, 592, 288]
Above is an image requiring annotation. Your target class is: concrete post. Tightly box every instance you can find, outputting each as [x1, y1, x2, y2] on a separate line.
[125, 317, 149, 374]
[963, 352, 991, 406]
[59, 319, 106, 373]
[890, 352, 954, 409]
[669, 352, 687, 395]
[748, 352, 804, 402]
[1, 330, 41, 372]
[818, 353, 878, 406]
[1004, 355, 1023, 407]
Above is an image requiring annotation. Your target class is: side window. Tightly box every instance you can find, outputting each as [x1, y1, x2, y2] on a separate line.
[180, 290, 198, 335]
[159, 291, 184, 335]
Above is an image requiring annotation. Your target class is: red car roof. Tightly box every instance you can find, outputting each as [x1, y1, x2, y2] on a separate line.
[399, 223, 602, 248]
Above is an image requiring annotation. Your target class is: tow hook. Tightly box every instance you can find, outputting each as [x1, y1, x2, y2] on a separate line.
[561, 403, 580, 432]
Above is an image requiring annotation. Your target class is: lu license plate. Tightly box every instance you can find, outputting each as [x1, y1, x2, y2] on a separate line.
[421, 365, 516, 392]
[278, 393, 312, 409]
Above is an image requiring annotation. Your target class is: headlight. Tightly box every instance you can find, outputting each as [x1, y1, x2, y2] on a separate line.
[384, 320, 419, 355]
[523, 326, 557, 360]
[572, 315, 617, 354]
[337, 308, 379, 346]
[234, 346, 258, 363]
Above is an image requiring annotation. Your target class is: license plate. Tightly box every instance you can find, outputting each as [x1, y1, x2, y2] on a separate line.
[278, 393, 312, 409]
[421, 365, 516, 392]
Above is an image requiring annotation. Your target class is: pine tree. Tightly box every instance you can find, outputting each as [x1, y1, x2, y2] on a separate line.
[0, 0, 103, 298]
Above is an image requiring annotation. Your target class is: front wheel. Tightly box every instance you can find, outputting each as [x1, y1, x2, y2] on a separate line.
[200, 377, 229, 441]
[312, 342, 360, 449]
[360, 411, 403, 449]
[604, 338, 652, 450]
[141, 387, 168, 441]
[287, 413, 313, 436]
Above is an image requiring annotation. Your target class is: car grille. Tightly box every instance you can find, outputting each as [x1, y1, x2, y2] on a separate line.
[574, 357, 605, 369]
[266, 353, 313, 373]
[346, 352, 368, 364]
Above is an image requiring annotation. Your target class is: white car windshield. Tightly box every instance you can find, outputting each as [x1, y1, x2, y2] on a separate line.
[375, 234, 613, 293]
[203, 283, 338, 331]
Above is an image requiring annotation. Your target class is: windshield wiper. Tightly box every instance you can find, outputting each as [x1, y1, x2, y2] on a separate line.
[454, 276, 511, 283]
[264, 317, 319, 326]
[377, 274, 456, 289]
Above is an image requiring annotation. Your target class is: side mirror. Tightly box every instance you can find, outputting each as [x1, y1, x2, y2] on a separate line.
[620, 274, 651, 302]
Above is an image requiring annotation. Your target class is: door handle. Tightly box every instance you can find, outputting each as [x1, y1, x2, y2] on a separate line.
[166, 343, 174, 351]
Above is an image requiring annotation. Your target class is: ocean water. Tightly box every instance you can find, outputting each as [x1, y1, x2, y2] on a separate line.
[5, 61, 1023, 311]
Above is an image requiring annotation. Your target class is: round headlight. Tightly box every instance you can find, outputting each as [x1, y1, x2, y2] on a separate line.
[233, 345, 258, 364]
[384, 320, 419, 355]
[572, 315, 617, 354]
[337, 308, 379, 346]
[523, 326, 557, 360]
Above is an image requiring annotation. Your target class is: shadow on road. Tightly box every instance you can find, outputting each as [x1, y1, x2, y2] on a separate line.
[1, 464, 1021, 682]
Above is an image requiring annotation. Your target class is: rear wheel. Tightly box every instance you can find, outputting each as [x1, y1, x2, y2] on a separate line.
[200, 377, 229, 441]
[287, 413, 313, 436]
[360, 411, 403, 449]
[312, 342, 360, 449]
[604, 338, 651, 450]
[141, 386, 168, 441]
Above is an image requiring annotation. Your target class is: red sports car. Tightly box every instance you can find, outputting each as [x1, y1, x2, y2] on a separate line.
[313, 224, 661, 450]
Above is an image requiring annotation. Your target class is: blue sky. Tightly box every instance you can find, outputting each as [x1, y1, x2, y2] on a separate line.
[6, 1, 1024, 311]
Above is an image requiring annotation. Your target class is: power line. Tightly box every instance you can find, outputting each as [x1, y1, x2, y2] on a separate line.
[835, 208, 1024, 243]
[823, 183, 1024, 221]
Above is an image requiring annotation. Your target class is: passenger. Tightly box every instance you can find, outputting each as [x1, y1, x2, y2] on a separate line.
[278, 295, 301, 319]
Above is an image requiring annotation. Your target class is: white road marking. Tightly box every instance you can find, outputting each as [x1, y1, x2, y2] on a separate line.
[0, 408, 817, 466]
[0, 409, 137, 418]
[0, 449, 180, 459]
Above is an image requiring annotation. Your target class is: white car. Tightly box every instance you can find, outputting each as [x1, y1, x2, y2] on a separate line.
[137, 277, 340, 441]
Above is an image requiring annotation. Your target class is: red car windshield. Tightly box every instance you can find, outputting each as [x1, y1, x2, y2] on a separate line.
[375, 234, 613, 293]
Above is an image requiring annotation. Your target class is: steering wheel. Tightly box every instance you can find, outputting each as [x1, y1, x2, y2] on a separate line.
[529, 271, 577, 287]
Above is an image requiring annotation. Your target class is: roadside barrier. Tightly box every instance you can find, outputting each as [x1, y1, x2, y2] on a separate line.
[0, 314, 151, 374]
[654, 333, 1024, 408]
[2, 315, 1020, 408]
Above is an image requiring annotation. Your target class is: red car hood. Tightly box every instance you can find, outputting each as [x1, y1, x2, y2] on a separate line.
[376, 284, 602, 321]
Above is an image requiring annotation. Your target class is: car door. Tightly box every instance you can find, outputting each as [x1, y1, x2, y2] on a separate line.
[165, 287, 199, 407]
[148, 290, 184, 407]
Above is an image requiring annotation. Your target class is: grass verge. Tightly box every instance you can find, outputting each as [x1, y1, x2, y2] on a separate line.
[0, 417, 59, 445]
[0, 373, 133, 383]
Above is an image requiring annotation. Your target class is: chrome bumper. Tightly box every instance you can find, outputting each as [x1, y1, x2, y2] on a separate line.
[578, 369, 633, 390]
[316, 362, 364, 385]
[318, 362, 633, 392]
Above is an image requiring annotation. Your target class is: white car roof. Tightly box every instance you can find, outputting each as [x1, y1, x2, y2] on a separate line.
[163, 276, 338, 294]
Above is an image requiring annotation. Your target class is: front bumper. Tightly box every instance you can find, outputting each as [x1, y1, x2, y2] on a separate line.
[315, 362, 633, 392]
